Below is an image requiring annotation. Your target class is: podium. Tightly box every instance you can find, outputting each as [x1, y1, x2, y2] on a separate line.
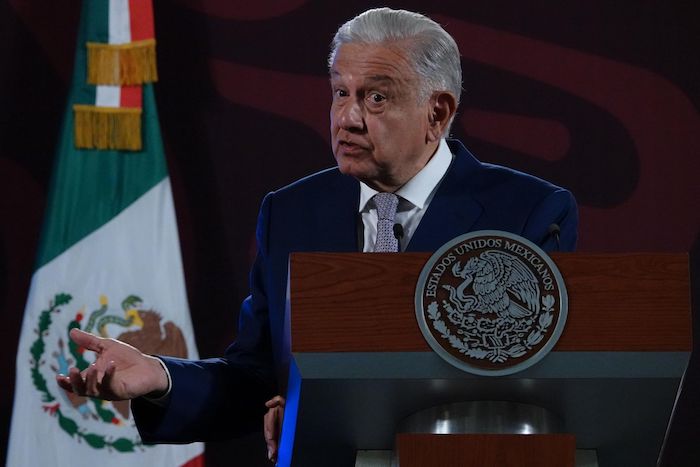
[277, 252, 691, 467]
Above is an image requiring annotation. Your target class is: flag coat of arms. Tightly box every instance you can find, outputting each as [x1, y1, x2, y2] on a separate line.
[7, 1, 204, 465]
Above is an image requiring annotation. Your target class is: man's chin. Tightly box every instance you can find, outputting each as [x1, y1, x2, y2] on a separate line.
[335, 158, 388, 187]
[337, 162, 371, 181]
[336, 158, 360, 175]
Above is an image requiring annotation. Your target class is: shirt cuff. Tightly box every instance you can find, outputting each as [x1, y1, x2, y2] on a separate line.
[141, 356, 172, 407]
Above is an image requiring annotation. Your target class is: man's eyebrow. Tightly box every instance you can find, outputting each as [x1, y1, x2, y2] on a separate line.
[328, 71, 397, 85]
[365, 74, 396, 84]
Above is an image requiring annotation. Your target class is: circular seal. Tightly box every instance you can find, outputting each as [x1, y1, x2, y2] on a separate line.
[415, 230, 568, 376]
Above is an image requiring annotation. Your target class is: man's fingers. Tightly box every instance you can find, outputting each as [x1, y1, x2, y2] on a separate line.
[85, 364, 101, 397]
[264, 405, 281, 463]
[264, 408, 276, 440]
[56, 374, 72, 392]
[265, 428, 278, 463]
[265, 395, 285, 409]
[101, 361, 116, 394]
[264, 396, 286, 462]
[69, 328, 104, 353]
[267, 439, 278, 464]
[68, 367, 87, 395]
[97, 362, 120, 400]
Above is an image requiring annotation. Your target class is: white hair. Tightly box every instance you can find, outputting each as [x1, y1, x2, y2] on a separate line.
[329, 7, 463, 107]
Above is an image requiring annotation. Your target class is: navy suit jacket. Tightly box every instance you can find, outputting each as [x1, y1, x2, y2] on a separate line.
[133, 140, 578, 442]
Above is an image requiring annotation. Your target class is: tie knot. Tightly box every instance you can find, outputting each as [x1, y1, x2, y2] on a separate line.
[374, 192, 399, 221]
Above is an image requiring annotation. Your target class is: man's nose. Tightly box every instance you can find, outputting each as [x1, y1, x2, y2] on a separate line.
[337, 99, 364, 132]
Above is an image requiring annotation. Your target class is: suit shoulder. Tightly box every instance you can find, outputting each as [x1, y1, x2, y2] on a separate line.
[447, 139, 570, 199]
[258, 166, 358, 221]
[269, 167, 352, 198]
[477, 162, 567, 196]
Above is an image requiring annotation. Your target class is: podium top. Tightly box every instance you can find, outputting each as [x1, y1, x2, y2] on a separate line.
[289, 252, 691, 353]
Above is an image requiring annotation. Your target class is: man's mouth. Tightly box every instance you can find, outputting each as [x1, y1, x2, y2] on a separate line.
[338, 139, 368, 154]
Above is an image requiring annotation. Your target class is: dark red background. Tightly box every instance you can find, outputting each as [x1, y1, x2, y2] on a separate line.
[1, 1, 698, 465]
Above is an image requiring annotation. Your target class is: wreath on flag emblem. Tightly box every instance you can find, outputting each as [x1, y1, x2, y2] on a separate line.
[29, 292, 182, 452]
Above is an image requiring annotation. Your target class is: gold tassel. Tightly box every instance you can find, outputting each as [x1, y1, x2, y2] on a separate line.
[73, 105, 142, 151]
[87, 39, 158, 85]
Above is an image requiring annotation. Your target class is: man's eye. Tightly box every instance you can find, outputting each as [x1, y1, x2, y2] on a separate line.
[334, 89, 348, 98]
[368, 92, 386, 104]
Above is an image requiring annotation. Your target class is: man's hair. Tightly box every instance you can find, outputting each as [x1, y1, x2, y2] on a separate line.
[329, 8, 462, 107]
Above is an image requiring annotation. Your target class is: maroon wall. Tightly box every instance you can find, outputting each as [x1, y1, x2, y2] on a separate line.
[1, 1, 698, 465]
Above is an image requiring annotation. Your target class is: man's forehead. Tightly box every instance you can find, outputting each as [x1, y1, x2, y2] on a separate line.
[330, 42, 415, 78]
[330, 69, 398, 85]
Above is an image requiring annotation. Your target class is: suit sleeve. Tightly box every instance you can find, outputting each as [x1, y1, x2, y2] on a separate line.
[522, 188, 579, 252]
[133, 195, 277, 443]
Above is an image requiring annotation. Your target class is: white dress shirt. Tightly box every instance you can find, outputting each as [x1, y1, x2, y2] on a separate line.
[359, 138, 453, 252]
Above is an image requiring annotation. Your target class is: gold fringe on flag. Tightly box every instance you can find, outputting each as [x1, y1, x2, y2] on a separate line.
[87, 39, 158, 85]
[73, 105, 142, 150]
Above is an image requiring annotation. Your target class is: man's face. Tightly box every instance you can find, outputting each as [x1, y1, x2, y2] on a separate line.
[329, 42, 438, 192]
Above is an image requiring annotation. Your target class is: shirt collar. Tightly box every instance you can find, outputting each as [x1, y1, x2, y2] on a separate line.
[358, 138, 453, 212]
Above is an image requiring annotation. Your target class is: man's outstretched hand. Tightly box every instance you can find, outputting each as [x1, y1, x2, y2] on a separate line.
[56, 328, 168, 401]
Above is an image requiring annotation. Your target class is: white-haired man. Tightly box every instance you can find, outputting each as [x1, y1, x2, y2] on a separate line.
[59, 7, 577, 464]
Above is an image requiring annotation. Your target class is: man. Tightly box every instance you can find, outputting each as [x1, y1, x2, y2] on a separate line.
[58, 7, 577, 464]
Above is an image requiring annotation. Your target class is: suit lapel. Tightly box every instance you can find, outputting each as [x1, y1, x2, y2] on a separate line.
[318, 173, 360, 252]
[407, 140, 484, 252]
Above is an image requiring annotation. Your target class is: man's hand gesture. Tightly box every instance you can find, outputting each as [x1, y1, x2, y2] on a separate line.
[56, 328, 168, 400]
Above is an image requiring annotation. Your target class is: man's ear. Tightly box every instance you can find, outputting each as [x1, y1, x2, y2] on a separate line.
[426, 91, 458, 142]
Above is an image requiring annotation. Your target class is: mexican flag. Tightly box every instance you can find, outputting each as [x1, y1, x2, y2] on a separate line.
[7, 1, 204, 466]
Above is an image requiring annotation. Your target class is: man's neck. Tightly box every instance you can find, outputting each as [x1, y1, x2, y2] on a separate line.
[362, 141, 440, 192]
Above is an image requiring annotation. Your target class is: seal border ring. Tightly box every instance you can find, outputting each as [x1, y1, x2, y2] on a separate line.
[414, 230, 568, 376]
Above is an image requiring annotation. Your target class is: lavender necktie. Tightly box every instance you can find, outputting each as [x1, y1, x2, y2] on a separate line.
[373, 192, 399, 252]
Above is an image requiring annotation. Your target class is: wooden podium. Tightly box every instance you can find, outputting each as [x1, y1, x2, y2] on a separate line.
[276, 253, 691, 467]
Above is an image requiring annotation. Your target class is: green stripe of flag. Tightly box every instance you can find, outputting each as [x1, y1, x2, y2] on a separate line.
[37, 84, 167, 269]
[84, 0, 110, 43]
[72, 0, 98, 106]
